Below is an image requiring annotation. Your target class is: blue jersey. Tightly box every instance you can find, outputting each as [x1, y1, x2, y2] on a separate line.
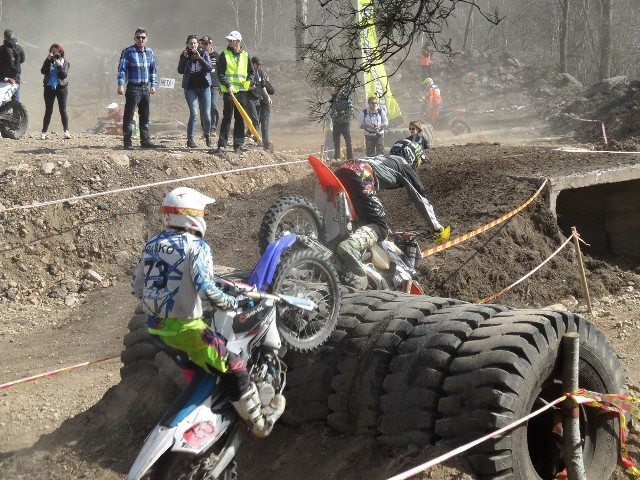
[131, 229, 237, 319]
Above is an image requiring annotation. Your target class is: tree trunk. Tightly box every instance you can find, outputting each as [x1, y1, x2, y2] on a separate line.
[295, 0, 308, 62]
[599, 0, 612, 80]
[559, 0, 569, 73]
[462, 1, 475, 52]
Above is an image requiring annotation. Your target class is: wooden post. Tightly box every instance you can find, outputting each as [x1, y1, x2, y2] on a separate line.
[562, 333, 586, 480]
[571, 227, 592, 314]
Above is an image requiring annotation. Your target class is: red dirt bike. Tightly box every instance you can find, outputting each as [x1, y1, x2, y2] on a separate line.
[258, 156, 442, 294]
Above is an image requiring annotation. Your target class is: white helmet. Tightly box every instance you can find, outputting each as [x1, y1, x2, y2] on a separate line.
[160, 187, 215, 237]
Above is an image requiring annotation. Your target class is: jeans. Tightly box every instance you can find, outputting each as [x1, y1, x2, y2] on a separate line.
[333, 122, 353, 160]
[123, 85, 151, 144]
[184, 86, 211, 139]
[12, 85, 20, 102]
[42, 86, 69, 132]
[218, 90, 247, 149]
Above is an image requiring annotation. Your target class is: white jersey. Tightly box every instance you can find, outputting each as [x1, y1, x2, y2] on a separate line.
[131, 229, 236, 319]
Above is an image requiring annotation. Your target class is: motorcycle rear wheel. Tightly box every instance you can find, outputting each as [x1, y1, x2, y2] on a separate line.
[258, 194, 325, 253]
[0, 101, 29, 139]
[271, 249, 340, 351]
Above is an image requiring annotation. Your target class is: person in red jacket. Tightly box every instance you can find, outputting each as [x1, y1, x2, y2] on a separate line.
[422, 78, 442, 126]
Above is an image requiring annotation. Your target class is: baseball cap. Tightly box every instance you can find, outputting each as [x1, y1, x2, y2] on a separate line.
[251, 56, 262, 65]
[199, 35, 212, 44]
[225, 30, 242, 41]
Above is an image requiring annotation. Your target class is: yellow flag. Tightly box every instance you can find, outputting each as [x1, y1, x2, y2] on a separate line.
[357, 0, 402, 120]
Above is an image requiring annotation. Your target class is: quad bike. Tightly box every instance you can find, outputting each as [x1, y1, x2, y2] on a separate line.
[0, 81, 28, 139]
[258, 156, 442, 294]
[126, 233, 341, 479]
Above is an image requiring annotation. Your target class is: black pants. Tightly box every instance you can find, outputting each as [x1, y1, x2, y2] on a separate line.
[218, 90, 247, 149]
[42, 86, 69, 132]
[260, 100, 270, 148]
[246, 97, 260, 135]
[123, 84, 151, 145]
[333, 123, 353, 160]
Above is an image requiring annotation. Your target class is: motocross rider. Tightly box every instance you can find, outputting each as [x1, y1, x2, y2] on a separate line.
[131, 187, 285, 438]
[334, 139, 450, 284]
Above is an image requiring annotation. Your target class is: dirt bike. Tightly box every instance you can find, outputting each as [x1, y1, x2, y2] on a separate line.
[0, 81, 28, 139]
[258, 156, 441, 294]
[433, 107, 472, 136]
[126, 233, 341, 479]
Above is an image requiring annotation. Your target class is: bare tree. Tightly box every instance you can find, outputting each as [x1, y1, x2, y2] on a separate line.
[301, 0, 500, 118]
[598, 0, 612, 79]
[559, 0, 569, 73]
[295, 0, 309, 62]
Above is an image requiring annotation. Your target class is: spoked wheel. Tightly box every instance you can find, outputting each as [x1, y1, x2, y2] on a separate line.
[0, 101, 29, 139]
[271, 249, 340, 351]
[448, 118, 471, 136]
[258, 195, 325, 253]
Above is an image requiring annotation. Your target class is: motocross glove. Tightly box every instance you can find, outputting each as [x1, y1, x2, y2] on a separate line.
[237, 295, 255, 309]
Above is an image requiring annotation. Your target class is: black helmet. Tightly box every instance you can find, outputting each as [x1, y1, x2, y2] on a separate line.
[389, 139, 425, 170]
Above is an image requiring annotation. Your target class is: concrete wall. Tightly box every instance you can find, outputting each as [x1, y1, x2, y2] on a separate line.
[555, 179, 640, 257]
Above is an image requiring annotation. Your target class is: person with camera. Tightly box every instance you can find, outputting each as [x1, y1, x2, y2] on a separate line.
[178, 35, 213, 148]
[39, 44, 70, 140]
[358, 96, 388, 156]
[198, 36, 220, 137]
[117, 27, 159, 150]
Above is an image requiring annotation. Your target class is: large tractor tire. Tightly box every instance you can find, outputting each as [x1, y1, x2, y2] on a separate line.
[436, 309, 625, 480]
[378, 304, 512, 449]
[120, 311, 186, 388]
[258, 194, 325, 253]
[327, 292, 463, 435]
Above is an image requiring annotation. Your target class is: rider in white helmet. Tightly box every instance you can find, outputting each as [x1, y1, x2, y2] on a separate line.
[131, 186, 285, 437]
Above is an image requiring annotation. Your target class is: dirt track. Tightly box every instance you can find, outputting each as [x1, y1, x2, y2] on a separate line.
[2, 50, 640, 478]
[1, 127, 640, 479]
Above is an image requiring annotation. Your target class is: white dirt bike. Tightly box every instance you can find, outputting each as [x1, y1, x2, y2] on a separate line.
[126, 234, 340, 479]
[0, 81, 28, 139]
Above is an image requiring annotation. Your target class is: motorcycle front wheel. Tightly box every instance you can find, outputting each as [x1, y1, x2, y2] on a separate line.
[258, 194, 325, 253]
[150, 454, 237, 480]
[0, 101, 29, 139]
[271, 249, 340, 352]
[448, 118, 471, 136]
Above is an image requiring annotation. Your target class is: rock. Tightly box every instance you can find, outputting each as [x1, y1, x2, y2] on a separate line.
[113, 250, 132, 266]
[109, 153, 130, 168]
[84, 269, 103, 283]
[64, 294, 79, 307]
[541, 303, 568, 312]
[41, 162, 56, 175]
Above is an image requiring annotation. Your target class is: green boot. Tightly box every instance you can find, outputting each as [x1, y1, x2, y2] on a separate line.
[336, 226, 379, 277]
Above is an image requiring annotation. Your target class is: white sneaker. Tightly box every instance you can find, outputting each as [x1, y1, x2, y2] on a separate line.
[63, 130, 71, 139]
[40, 132, 47, 140]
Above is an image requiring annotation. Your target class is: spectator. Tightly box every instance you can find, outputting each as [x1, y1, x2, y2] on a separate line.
[39, 43, 71, 140]
[329, 86, 354, 161]
[117, 27, 159, 150]
[215, 30, 253, 153]
[419, 43, 433, 80]
[406, 120, 430, 152]
[260, 67, 274, 151]
[0, 29, 25, 102]
[178, 34, 213, 148]
[245, 56, 273, 150]
[199, 35, 220, 136]
[358, 96, 388, 156]
[422, 78, 442, 126]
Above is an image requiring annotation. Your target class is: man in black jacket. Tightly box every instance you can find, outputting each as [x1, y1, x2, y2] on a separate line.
[0, 29, 26, 102]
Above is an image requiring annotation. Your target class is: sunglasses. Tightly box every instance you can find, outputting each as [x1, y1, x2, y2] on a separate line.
[409, 127, 417, 131]
[136, 36, 147, 40]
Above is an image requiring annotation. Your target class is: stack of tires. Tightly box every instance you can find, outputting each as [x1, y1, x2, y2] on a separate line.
[121, 291, 624, 479]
